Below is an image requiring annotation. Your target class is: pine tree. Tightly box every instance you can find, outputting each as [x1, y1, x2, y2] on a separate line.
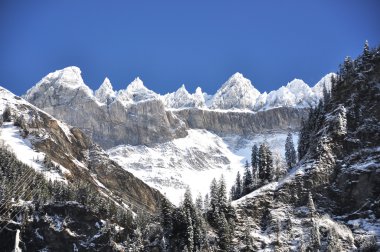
[266, 147, 274, 182]
[183, 187, 195, 219]
[218, 175, 228, 213]
[195, 193, 203, 212]
[209, 178, 219, 212]
[258, 143, 273, 185]
[203, 193, 210, 211]
[234, 171, 242, 199]
[285, 132, 297, 170]
[230, 185, 236, 201]
[322, 82, 331, 105]
[330, 74, 338, 97]
[343, 56, 354, 79]
[217, 212, 231, 251]
[251, 144, 258, 173]
[298, 117, 309, 160]
[242, 161, 253, 195]
[185, 209, 194, 252]
[258, 143, 266, 183]
[161, 197, 173, 237]
[363, 40, 371, 61]
[297, 103, 323, 161]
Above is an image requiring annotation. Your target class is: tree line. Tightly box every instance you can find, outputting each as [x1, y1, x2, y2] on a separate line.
[231, 132, 297, 200]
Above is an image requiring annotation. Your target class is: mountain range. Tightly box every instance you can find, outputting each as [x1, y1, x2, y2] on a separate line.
[0, 44, 379, 251]
[22, 67, 331, 204]
[25, 66, 333, 112]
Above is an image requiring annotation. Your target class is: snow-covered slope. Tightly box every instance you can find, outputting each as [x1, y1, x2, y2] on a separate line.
[0, 89, 70, 182]
[108, 129, 297, 205]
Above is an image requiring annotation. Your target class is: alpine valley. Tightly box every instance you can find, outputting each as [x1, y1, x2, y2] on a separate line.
[0, 43, 379, 251]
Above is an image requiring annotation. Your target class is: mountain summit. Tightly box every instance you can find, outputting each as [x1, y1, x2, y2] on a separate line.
[95, 77, 116, 104]
[211, 72, 261, 110]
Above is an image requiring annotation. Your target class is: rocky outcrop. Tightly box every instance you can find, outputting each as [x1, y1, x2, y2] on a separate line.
[26, 85, 188, 148]
[173, 107, 308, 135]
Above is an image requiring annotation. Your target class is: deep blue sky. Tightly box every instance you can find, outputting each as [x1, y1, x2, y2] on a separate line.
[0, 1, 379, 95]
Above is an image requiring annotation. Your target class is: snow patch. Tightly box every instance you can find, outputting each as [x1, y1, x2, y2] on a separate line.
[109, 129, 295, 205]
[0, 123, 66, 182]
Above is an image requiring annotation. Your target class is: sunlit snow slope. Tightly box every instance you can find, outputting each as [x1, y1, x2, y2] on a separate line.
[108, 129, 297, 205]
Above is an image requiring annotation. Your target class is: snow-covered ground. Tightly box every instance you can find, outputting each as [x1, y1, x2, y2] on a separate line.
[108, 129, 297, 205]
[0, 122, 68, 182]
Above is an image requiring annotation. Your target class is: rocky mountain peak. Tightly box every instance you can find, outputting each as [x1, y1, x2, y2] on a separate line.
[95, 77, 116, 104]
[162, 84, 206, 109]
[45, 66, 85, 88]
[286, 78, 310, 91]
[176, 84, 190, 95]
[117, 77, 158, 103]
[228, 71, 244, 81]
[100, 77, 113, 89]
[195, 86, 203, 95]
[23, 66, 95, 108]
[126, 77, 145, 91]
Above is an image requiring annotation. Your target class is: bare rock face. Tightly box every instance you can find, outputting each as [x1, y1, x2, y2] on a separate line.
[24, 67, 306, 149]
[173, 107, 308, 136]
[24, 67, 188, 148]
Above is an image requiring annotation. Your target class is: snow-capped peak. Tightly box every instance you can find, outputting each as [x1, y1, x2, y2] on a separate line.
[286, 78, 310, 92]
[24, 66, 94, 102]
[229, 72, 244, 81]
[95, 77, 116, 104]
[45, 66, 85, 88]
[210, 72, 260, 110]
[101, 77, 113, 89]
[163, 84, 205, 109]
[177, 84, 190, 94]
[116, 77, 158, 104]
[195, 87, 203, 96]
[25, 66, 337, 112]
[126, 77, 145, 92]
